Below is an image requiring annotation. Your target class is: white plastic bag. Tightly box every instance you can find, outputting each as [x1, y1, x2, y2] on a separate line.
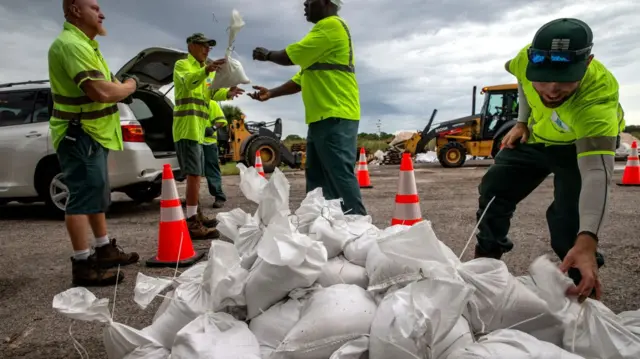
[123, 345, 170, 359]
[457, 258, 558, 334]
[448, 329, 585, 358]
[211, 9, 251, 90]
[244, 213, 328, 319]
[292, 187, 328, 234]
[368, 278, 475, 359]
[133, 273, 173, 310]
[329, 336, 369, 359]
[255, 168, 291, 226]
[343, 217, 380, 267]
[237, 163, 268, 204]
[618, 310, 640, 337]
[217, 208, 253, 243]
[365, 239, 422, 294]
[172, 312, 260, 359]
[52, 287, 164, 359]
[249, 287, 315, 359]
[143, 282, 212, 348]
[236, 217, 264, 270]
[202, 241, 249, 312]
[316, 255, 368, 289]
[529, 255, 640, 359]
[273, 284, 377, 359]
[173, 262, 208, 287]
[309, 209, 351, 258]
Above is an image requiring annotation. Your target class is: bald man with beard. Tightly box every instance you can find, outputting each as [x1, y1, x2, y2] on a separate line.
[48, 0, 140, 287]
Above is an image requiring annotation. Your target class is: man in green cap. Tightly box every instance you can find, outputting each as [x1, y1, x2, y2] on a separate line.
[474, 18, 626, 301]
[173, 32, 243, 239]
[247, 0, 366, 216]
[202, 98, 228, 209]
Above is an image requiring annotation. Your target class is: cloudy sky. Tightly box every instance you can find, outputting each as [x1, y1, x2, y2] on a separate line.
[1, 0, 638, 137]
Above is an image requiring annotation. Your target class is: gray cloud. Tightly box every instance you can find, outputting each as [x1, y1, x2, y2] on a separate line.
[1, 0, 639, 138]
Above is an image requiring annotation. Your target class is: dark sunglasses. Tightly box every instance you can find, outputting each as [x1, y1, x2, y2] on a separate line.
[527, 45, 592, 65]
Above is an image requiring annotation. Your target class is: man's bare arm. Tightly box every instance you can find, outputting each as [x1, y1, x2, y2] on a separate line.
[269, 80, 301, 99]
[81, 79, 136, 104]
[267, 50, 294, 66]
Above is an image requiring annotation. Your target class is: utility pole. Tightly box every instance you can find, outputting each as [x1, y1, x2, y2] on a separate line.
[376, 119, 382, 137]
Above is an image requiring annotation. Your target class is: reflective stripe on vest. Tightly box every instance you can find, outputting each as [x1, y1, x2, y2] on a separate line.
[304, 18, 355, 74]
[51, 70, 118, 122]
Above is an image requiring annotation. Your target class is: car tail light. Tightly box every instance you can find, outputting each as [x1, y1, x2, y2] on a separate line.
[122, 124, 145, 142]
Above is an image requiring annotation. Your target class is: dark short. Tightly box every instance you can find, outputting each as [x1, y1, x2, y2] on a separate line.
[56, 128, 111, 215]
[176, 139, 205, 177]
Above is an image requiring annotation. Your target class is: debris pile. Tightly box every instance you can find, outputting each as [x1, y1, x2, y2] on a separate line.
[52, 164, 640, 359]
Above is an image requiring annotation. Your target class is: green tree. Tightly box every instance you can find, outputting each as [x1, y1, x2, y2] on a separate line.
[285, 134, 303, 141]
[221, 104, 244, 121]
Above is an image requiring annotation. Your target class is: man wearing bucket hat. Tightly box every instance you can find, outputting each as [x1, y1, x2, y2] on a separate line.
[247, 0, 366, 216]
[173, 32, 244, 239]
[473, 18, 625, 302]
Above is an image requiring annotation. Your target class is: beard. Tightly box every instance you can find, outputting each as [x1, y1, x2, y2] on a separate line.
[97, 25, 107, 37]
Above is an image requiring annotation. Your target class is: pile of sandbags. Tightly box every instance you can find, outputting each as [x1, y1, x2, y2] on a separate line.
[52, 164, 640, 359]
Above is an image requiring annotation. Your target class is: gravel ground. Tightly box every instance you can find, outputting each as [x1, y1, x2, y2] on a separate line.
[0, 160, 638, 358]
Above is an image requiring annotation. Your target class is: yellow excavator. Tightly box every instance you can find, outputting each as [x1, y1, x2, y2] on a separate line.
[403, 83, 519, 167]
[216, 115, 303, 173]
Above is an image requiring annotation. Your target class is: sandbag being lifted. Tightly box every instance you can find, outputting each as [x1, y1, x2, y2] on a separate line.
[210, 9, 250, 90]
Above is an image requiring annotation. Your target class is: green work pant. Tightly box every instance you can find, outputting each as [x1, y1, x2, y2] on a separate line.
[306, 118, 367, 215]
[476, 143, 604, 286]
[203, 143, 226, 202]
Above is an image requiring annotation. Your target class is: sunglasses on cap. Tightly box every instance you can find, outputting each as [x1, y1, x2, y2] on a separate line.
[527, 45, 592, 65]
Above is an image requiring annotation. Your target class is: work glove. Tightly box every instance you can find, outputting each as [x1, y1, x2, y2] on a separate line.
[121, 73, 140, 90]
[204, 126, 215, 137]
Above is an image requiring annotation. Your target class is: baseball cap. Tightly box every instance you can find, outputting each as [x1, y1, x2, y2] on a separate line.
[526, 18, 594, 83]
[186, 33, 216, 47]
[330, 0, 343, 9]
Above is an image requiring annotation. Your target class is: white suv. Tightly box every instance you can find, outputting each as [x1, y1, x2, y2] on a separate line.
[0, 47, 190, 218]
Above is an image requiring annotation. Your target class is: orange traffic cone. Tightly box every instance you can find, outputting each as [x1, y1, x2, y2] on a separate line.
[391, 153, 423, 226]
[146, 164, 205, 268]
[618, 140, 640, 186]
[356, 147, 373, 188]
[255, 150, 266, 178]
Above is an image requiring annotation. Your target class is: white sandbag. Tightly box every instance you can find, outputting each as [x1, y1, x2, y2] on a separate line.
[618, 310, 640, 337]
[152, 290, 173, 323]
[292, 187, 327, 234]
[202, 241, 249, 312]
[448, 329, 584, 358]
[433, 315, 475, 359]
[308, 198, 350, 258]
[52, 287, 164, 359]
[245, 213, 328, 319]
[217, 208, 253, 242]
[529, 255, 640, 359]
[376, 220, 462, 280]
[255, 168, 291, 226]
[237, 163, 268, 204]
[343, 218, 380, 267]
[249, 287, 315, 359]
[457, 258, 559, 335]
[123, 345, 170, 359]
[210, 9, 251, 90]
[143, 282, 211, 348]
[173, 261, 207, 287]
[365, 239, 422, 294]
[172, 312, 260, 359]
[330, 336, 369, 359]
[133, 273, 173, 310]
[273, 284, 377, 359]
[369, 278, 474, 359]
[236, 217, 264, 270]
[316, 255, 368, 289]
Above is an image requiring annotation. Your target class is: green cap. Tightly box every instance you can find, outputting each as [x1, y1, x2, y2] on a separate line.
[526, 18, 593, 83]
[186, 33, 216, 46]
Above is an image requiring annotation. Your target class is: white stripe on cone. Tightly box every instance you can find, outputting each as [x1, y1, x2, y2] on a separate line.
[393, 202, 422, 220]
[160, 206, 185, 222]
[397, 170, 418, 195]
[161, 178, 180, 200]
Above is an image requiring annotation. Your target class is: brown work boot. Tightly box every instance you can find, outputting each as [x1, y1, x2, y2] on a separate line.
[94, 238, 140, 268]
[71, 255, 123, 287]
[197, 207, 219, 228]
[212, 200, 225, 209]
[187, 215, 220, 240]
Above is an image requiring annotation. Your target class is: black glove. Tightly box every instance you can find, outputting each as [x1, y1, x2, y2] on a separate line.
[204, 126, 215, 137]
[121, 73, 140, 90]
[121, 95, 133, 104]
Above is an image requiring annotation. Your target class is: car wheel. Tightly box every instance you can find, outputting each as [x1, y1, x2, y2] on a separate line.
[125, 183, 162, 203]
[43, 167, 68, 219]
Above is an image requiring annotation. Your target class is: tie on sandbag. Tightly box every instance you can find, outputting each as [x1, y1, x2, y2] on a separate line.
[210, 9, 251, 90]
